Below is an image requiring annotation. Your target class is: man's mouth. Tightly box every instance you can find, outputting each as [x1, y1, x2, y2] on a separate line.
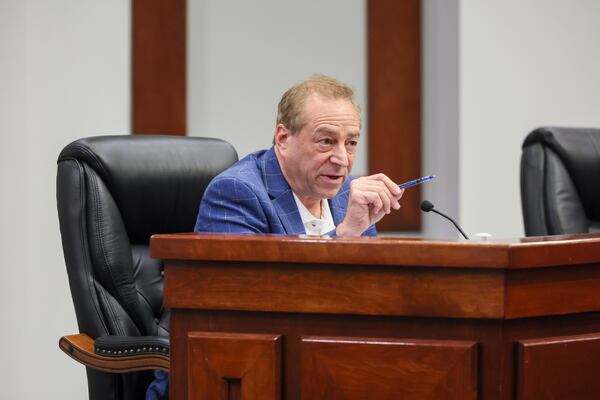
[320, 174, 344, 183]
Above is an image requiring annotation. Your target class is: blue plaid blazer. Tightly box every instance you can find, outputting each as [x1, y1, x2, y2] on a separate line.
[194, 147, 377, 236]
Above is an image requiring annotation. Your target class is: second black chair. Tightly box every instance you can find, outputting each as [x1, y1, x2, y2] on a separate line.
[520, 126, 600, 236]
[57, 135, 238, 399]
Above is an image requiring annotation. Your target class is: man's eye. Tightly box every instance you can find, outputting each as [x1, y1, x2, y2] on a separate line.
[319, 139, 333, 146]
[346, 140, 358, 152]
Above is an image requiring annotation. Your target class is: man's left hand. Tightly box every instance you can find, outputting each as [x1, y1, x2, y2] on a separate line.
[335, 173, 404, 237]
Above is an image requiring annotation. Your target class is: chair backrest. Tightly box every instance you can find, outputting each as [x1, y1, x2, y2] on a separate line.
[57, 135, 238, 399]
[520, 127, 600, 236]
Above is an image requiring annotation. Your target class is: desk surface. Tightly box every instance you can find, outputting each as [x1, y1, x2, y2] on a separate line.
[151, 232, 600, 269]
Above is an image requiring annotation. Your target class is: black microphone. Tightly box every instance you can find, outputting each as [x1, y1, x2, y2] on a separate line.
[420, 200, 469, 240]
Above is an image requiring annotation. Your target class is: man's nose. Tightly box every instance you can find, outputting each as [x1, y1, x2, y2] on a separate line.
[330, 144, 349, 167]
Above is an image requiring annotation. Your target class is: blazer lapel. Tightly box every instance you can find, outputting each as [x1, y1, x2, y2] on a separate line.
[260, 148, 305, 235]
[272, 193, 305, 235]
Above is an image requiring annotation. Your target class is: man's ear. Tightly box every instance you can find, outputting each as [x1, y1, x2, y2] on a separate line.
[274, 124, 291, 151]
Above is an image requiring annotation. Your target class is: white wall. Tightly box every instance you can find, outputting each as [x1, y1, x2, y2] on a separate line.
[460, 0, 600, 238]
[187, 0, 368, 174]
[0, 1, 130, 398]
[422, 0, 460, 239]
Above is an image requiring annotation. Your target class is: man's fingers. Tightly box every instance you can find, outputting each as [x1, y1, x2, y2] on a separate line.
[370, 173, 402, 197]
[362, 191, 384, 215]
[352, 179, 398, 213]
[392, 188, 404, 209]
[354, 174, 403, 199]
[345, 174, 404, 230]
[359, 174, 402, 196]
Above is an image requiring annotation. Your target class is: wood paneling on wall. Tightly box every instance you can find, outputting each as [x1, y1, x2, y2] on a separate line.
[132, 0, 186, 135]
[368, 0, 422, 231]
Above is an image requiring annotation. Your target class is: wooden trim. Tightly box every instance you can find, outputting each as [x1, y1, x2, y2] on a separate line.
[150, 233, 600, 269]
[368, 0, 421, 231]
[165, 261, 504, 318]
[505, 264, 600, 319]
[132, 0, 186, 135]
[59, 333, 169, 373]
[151, 233, 510, 269]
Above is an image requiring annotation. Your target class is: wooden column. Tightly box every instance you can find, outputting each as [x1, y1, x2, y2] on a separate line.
[368, 0, 422, 231]
[132, 0, 186, 135]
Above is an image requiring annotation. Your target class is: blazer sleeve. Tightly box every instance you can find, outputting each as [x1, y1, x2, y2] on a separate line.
[325, 224, 377, 237]
[363, 224, 378, 236]
[194, 177, 270, 233]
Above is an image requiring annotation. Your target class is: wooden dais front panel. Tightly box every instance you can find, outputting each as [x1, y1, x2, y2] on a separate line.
[517, 332, 600, 400]
[166, 262, 504, 319]
[187, 332, 282, 400]
[301, 337, 478, 400]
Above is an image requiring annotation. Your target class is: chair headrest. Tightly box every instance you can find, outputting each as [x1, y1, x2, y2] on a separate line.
[523, 127, 600, 220]
[58, 135, 238, 243]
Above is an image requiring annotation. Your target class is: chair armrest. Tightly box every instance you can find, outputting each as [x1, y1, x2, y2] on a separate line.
[59, 333, 169, 373]
[94, 335, 169, 356]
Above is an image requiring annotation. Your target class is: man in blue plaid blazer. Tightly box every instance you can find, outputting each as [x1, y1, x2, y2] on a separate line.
[195, 146, 378, 236]
[194, 75, 404, 238]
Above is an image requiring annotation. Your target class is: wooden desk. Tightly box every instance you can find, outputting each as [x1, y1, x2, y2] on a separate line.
[151, 233, 600, 399]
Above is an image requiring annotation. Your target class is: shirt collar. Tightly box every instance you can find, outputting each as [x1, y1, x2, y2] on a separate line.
[292, 193, 336, 236]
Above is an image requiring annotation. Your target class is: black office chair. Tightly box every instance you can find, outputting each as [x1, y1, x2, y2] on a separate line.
[520, 126, 600, 236]
[56, 135, 238, 399]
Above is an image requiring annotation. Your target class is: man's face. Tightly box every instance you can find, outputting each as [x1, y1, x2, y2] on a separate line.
[275, 94, 360, 203]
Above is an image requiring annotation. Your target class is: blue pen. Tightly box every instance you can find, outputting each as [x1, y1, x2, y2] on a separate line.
[398, 175, 436, 189]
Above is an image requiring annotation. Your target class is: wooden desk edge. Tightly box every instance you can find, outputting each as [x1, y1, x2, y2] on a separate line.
[150, 233, 600, 269]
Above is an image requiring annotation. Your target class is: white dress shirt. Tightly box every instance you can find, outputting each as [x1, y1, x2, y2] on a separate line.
[292, 193, 336, 236]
